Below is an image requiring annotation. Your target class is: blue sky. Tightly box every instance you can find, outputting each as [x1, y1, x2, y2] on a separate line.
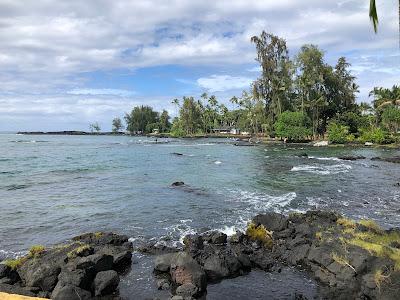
[0, 0, 399, 131]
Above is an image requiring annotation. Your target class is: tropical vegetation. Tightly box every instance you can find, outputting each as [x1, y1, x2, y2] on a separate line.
[110, 31, 399, 145]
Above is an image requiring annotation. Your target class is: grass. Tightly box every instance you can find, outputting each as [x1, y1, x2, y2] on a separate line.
[67, 244, 91, 259]
[1, 245, 45, 270]
[331, 252, 355, 271]
[336, 217, 356, 229]
[358, 219, 382, 232]
[374, 269, 391, 292]
[3, 257, 26, 270]
[94, 232, 104, 238]
[246, 222, 273, 248]
[28, 245, 45, 258]
[315, 231, 322, 241]
[342, 223, 400, 270]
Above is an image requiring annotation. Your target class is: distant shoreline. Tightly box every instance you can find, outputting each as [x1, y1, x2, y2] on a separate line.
[16, 131, 252, 139]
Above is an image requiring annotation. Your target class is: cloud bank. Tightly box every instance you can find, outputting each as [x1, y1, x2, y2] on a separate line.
[0, 0, 398, 130]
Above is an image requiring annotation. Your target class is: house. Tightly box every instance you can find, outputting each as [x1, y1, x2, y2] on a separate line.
[212, 127, 231, 134]
[230, 128, 240, 135]
[212, 127, 241, 135]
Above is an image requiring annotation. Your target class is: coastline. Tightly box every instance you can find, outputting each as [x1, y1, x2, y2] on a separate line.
[1, 211, 399, 299]
[14, 131, 400, 148]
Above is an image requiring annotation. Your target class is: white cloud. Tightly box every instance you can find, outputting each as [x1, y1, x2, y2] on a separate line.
[197, 75, 254, 92]
[68, 88, 136, 97]
[0, 0, 398, 129]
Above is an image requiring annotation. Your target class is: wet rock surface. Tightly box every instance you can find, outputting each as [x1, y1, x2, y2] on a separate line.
[0, 232, 132, 299]
[371, 156, 400, 164]
[152, 211, 400, 299]
[338, 155, 366, 161]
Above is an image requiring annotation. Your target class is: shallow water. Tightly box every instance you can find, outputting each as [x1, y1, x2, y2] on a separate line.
[1, 134, 400, 298]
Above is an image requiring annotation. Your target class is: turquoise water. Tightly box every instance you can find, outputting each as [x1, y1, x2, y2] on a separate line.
[1, 134, 399, 298]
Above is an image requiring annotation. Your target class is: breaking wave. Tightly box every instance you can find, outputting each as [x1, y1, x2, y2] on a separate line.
[291, 163, 351, 175]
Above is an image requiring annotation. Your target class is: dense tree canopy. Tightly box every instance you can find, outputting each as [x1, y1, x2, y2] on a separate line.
[125, 106, 159, 134]
[117, 30, 398, 145]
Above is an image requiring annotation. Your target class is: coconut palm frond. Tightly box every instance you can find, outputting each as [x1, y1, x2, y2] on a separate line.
[369, 0, 379, 33]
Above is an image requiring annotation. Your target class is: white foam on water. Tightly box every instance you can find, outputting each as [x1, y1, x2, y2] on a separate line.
[291, 163, 351, 175]
[227, 190, 297, 212]
[309, 156, 341, 161]
[214, 161, 222, 165]
[218, 225, 238, 236]
[163, 222, 197, 245]
[179, 219, 193, 224]
[0, 249, 26, 259]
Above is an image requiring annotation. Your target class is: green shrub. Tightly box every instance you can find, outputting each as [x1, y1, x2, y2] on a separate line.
[275, 111, 312, 141]
[327, 122, 349, 144]
[359, 127, 387, 144]
[246, 222, 273, 248]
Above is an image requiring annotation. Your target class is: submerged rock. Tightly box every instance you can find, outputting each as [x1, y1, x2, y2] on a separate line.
[171, 181, 185, 187]
[371, 156, 400, 164]
[338, 155, 366, 161]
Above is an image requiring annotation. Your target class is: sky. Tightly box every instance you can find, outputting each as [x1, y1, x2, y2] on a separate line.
[0, 0, 399, 131]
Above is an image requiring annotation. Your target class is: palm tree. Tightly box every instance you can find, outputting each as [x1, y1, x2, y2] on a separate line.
[171, 98, 180, 117]
[369, 0, 400, 46]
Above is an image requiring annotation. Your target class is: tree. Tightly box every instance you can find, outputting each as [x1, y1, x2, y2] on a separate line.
[179, 97, 202, 135]
[125, 105, 159, 134]
[159, 110, 171, 133]
[295, 45, 328, 138]
[112, 117, 123, 133]
[251, 31, 293, 129]
[89, 122, 101, 133]
[381, 106, 400, 134]
[171, 98, 180, 117]
[275, 111, 311, 141]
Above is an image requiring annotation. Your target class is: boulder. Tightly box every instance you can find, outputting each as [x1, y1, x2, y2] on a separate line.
[313, 141, 329, 147]
[75, 253, 113, 273]
[170, 252, 207, 296]
[154, 253, 176, 273]
[156, 278, 170, 290]
[229, 231, 245, 244]
[72, 232, 129, 247]
[93, 270, 119, 296]
[203, 251, 242, 282]
[183, 234, 204, 254]
[176, 282, 198, 298]
[18, 260, 61, 292]
[202, 231, 227, 244]
[57, 269, 91, 290]
[112, 250, 132, 271]
[0, 265, 9, 278]
[287, 244, 310, 265]
[307, 245, 334, 268]
[253, 212, 288, 232]
[52, 284, 92, 300]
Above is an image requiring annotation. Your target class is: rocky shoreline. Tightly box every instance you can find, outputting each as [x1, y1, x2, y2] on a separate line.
[1, 211, 399, 299]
